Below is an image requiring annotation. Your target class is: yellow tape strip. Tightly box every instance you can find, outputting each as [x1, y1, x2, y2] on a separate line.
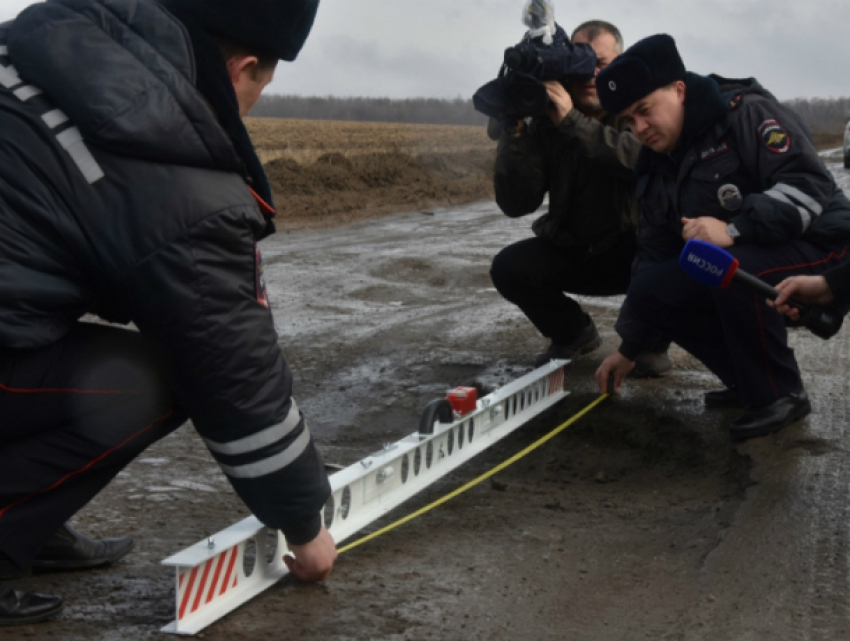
[337, 392, 610, 555]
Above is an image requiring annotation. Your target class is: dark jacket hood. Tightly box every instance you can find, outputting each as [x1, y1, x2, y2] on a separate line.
[709, 74, 778, 103]
[6, 0, 242, 173]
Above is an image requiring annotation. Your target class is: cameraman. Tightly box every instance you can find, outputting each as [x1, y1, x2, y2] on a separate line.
[490, 21, 670, 373]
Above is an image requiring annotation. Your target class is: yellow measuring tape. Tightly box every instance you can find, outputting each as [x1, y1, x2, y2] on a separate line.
[337, 391, 610, 555]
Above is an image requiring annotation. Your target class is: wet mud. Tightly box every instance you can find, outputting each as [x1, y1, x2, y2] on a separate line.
[5, 155, 850, 640]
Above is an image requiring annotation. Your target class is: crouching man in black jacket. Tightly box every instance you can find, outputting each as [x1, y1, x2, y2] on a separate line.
[491, 21, 671, 375]
[0, 0, 336, 625]
[593, 34, 850, 441]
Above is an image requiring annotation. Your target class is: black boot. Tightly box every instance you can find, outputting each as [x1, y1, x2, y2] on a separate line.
[729, 387, 811, 442]
[32, 523, 134, 572]
[0, 523, 134, 579]
[533, 315, 602, 367]
[0, 583, 62, 626]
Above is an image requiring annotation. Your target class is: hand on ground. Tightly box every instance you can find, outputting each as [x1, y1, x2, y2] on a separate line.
[595, 352, 635, 395]
[284, 525, 338, 582]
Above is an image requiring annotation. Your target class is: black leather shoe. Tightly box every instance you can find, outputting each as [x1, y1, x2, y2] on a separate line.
[704, 387, 745, 409]
[0, 584, 62, 626]
[534, 316, 602, 367]
[32, 523, 134, 573]
[729, 388, 811, 442]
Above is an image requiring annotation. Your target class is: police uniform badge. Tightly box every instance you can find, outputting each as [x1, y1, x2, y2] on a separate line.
[717, 184, 743, 211]
[758, 119, 791, 154]
[728, 93, 744, 110]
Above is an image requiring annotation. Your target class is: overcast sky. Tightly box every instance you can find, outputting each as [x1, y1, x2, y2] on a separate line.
[2, 0, 848, 101]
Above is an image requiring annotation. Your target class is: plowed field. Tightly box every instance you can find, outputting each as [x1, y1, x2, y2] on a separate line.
[246, 118, 496, 230]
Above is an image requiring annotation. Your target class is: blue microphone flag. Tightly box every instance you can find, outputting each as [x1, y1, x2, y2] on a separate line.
[678, 240, 738, 288]
[676, 240, 843, 340]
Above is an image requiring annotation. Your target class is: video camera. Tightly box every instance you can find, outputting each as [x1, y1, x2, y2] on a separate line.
[473, 0, 596, 136]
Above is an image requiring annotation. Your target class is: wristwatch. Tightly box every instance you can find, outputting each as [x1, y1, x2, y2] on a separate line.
[726, 222, 741, 241]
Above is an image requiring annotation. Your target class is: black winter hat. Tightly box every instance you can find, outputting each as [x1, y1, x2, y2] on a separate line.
[596, 34, 686, 115]
[158, 0, 320, 61]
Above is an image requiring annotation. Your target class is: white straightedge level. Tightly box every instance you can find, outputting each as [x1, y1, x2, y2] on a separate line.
[161, 360, 569, 635]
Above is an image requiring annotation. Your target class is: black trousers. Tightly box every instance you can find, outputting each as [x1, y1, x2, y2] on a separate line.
[490, 234, 636, 344]
[0, 323, 186, 569]
[626, 240, 849, 406]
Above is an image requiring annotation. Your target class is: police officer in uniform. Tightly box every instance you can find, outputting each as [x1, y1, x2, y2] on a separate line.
[0, 0, 336, 625]
[592, 34, 850, 441]
[491, 21, 671, 375]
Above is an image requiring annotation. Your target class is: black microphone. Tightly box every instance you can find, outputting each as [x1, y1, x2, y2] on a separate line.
[678, 239, 843, 340]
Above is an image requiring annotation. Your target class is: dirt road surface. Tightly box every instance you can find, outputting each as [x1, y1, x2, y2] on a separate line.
[4, 153, 850, 640]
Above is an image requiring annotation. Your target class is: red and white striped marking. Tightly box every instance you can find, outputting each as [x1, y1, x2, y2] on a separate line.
[177, 546, 240, 622]
[548, 367, 565, 396]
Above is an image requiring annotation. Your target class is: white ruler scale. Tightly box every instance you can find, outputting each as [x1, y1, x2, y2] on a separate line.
[161, 360, 569, 635]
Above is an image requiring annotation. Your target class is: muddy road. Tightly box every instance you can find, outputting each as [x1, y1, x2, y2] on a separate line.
[5, 153, 850, 640]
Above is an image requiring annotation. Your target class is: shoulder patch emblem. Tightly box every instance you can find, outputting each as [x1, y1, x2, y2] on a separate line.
[255, 244, 270, 309]
[758, 119, 791, 154]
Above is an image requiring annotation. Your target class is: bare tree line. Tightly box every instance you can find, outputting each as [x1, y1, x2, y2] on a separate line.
[784, 97, 850, 134]
[253, 94, 850, 134]
[252, 95, 487, 126]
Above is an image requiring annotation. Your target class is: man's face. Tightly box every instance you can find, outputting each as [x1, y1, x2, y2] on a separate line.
[568, 31, 620, 115]
[228, 57, 277, 117]
[620, 83, 687, 154]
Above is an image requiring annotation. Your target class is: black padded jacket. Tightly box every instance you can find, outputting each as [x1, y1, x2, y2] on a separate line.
[0, 0, 329, 544]
[493, 108, 641, 252]
[615, 73, 850, 359]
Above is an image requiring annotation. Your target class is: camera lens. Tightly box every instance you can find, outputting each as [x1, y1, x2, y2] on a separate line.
[503, 47, 524, 70]
[505, 78, 549, 117]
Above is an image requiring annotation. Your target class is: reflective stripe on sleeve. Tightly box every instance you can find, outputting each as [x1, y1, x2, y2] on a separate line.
[764, 187, 814, 231]
[0, 63, 19, 89]
[764, 188, 793, 207]
[0, 62, 105, 184]
[772, 183, 823, 216]
[203, 400, 301, 456]
[793, 206, 812, 231]
[55, 127, 104, 184]
[42, 109, 68, 129]
[13, 85, 41, 101]
[218, 426, 312, 479]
